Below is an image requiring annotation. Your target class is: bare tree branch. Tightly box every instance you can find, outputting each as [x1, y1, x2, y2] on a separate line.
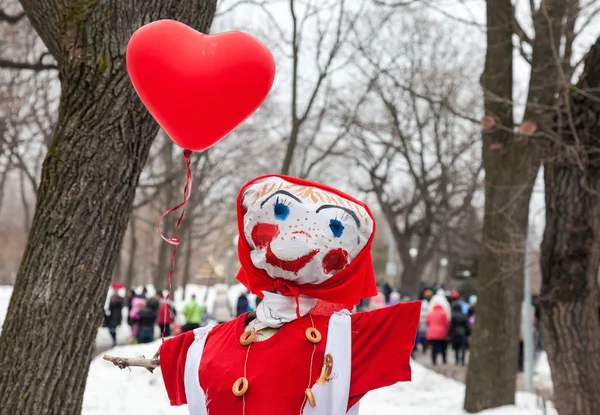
[0, 53, 58, 71]
[103, 352, 160, 373]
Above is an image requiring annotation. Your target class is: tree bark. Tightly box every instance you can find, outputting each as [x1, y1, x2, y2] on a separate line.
[19, 167, 31, 234]
[0, 2, 216, 414]
[154, 139, 176, 292]
[400, 266, 420, 296]
[540, 40, 600, 415]
[281, 121, 300, 175]
[181, 217, 195, 290]
[464, 0, 567, 411]
[112, 250, 123, 283]
[465, 0, 527, 410]
[124, 215, 137, 290]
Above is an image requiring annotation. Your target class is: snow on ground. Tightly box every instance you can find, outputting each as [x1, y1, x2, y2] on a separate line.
[534, 351, 553, 395]
[0, 285, 12, 335]
[84, 341, 555, 415]
[359, 361, 555, 415]
[84, 341, 187, 415]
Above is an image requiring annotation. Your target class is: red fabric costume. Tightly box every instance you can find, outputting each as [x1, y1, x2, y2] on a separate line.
[160, 175, 420, 415]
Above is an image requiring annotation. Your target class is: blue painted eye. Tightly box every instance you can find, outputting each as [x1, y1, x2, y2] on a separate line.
[273, 203, 290, 220]
[329, 219, 345, 238]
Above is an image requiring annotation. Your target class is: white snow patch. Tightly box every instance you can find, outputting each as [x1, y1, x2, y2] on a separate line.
[84, 341, 187, 415]
[359, 362, 555, 414]
[534, 351, 553, 394]
[0, 285, 12, 335]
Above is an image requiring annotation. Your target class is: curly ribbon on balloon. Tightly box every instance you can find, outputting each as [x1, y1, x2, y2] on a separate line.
[158, 149, 193, 342]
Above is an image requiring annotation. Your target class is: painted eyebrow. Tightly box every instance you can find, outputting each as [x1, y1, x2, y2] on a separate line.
[260, 190, 303, 207]
[315, 204, 361, 228]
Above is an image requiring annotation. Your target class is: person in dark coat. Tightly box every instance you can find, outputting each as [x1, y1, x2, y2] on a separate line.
[381, 281, 392, 304]
[137, 297, 159, 344]
[236, 292, 250, 317]
[126, 288, 136, 326]
[449, 302, 470, 365]
[106, 293, 124, 346]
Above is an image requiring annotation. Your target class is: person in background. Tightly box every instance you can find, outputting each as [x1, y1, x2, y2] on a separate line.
[126, 288, 136, 326]
[357, 297, 370, 312]
[467, 305, 476, 348]
[182, 294, 203, 332]
[428, 289, 452, 321]
[137, 297, 159, 344]
[129, 296, 146, 343]
[368, 291, 387, 310]
[157, 292, 175, 337]
[380, 281, 392, 304]
[105, 291, 124, 346]
[236, 291, 250, 317]
[213, 285, 234, 324]
[519, 300, 536, 372]
[426, 302, 450, 365]
[134, 287, 148, 299]
[449, 302, 470, 365]
[388, 291, 401, 306]
[417, 298, 430, 353]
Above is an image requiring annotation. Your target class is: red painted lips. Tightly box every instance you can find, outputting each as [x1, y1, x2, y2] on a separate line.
[265, 244, 319, 273]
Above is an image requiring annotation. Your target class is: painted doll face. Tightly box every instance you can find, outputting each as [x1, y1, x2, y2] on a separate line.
[241, 177, 373, 284]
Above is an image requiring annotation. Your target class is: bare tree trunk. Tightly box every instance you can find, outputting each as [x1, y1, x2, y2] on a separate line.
[112, 250, 123, 283]
[124, 215, 137, 289]
[154, 139, 175, 292]
[181, 217, 195, 290]
[399, 261, 424, 297]
[281, 122, 300, 175]
[19, 167, 31, 234]
[0, 3, 216, 414]
[540, 40, 600, 415]
[464, 0, 567, 410]
[400, 269, 418, 296]
[464, 0, 525, 410]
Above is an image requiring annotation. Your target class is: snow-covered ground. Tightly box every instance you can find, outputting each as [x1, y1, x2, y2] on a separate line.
[85, 341, 555, 415]
[2, 285, 555, 414]
[0, 285, 12, 335]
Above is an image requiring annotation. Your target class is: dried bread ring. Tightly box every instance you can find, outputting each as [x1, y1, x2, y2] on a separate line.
[305, 388, 316, 407]
[316, 353, 334, 385]
[305, 327, 322, 344]
[240, 329, 256, 346]
[232, 377, 249, 396]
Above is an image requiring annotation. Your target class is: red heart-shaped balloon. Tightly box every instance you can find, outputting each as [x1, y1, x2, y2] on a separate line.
[127, 20, 275, 151]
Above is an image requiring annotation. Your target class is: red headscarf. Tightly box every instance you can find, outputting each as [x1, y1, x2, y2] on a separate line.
[235, 174, 378, 310]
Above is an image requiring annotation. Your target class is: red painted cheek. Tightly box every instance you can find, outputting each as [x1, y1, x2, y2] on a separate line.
[322, 248, 349, 274]
[251, 223, 280, 249]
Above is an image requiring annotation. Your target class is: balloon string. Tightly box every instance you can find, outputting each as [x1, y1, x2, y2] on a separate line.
[159, 149, 193, 343]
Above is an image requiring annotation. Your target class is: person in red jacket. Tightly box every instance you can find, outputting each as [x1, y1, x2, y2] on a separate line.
[158, 175, 421, 415]
[157, 292, 175, 337]
[426, 304, 451, 365]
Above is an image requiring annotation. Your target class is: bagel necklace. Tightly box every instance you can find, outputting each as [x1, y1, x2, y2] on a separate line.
[233, 312, 331, 414]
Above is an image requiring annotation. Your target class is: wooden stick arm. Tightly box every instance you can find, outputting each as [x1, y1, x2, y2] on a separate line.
[103, 351, 160, 373]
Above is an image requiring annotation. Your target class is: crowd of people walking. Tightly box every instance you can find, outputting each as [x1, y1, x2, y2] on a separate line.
[103, 286, 177, 345]
[362, 281, 541, 371]
[102, 284, 257, 346]
[103, 281, 540, 372]
[364, 282, 478, 367]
